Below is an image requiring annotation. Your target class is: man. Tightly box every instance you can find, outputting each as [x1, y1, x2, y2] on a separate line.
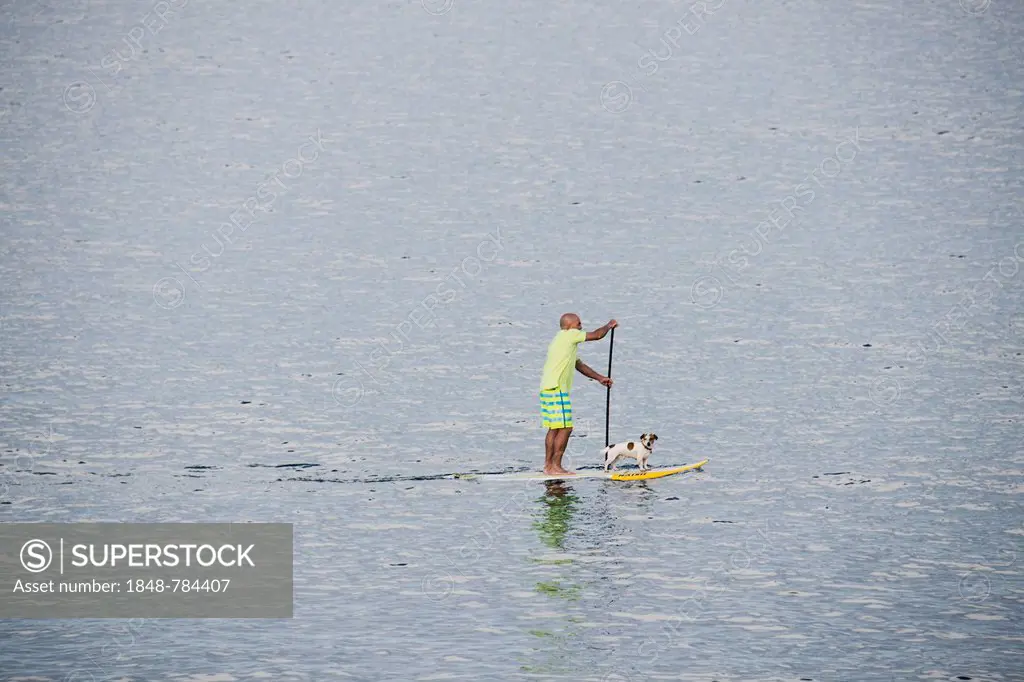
[539, 313, 617, 475]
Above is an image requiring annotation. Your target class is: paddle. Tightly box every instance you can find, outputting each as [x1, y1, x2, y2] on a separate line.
[605, 327, 614, 447]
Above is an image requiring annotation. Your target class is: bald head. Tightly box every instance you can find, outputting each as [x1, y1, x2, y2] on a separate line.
[559, 313, 582, 330]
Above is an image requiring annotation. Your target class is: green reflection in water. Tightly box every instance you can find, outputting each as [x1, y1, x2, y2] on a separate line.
[535, 580, 581, 601]
[533, 480, 580, 550]
[520, 480, 593, 675]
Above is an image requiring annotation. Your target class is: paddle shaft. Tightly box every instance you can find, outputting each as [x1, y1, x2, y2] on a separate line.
[605, 327, 614, 447]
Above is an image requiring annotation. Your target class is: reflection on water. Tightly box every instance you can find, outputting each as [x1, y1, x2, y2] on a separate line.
[532, 481, 581, 607]
[521, 481, 589, 676]
[533, 480, 579, 550]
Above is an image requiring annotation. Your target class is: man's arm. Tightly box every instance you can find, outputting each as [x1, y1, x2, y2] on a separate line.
[576, 359, 613, 386]
[585, 319, 618, 342]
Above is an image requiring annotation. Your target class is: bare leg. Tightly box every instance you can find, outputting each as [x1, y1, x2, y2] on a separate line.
[543, 429, 558, 474]
[553, 428, 575, 475]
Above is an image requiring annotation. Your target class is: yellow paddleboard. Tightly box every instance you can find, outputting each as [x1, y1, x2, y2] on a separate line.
[609, 459, 708, 481]
[486, 459, 708, 482]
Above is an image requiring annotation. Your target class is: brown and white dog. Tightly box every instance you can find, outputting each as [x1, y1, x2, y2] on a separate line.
[602, 433, 658, 471]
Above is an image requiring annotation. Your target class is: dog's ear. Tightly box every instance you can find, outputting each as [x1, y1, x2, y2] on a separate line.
[640, 433, 647, 440]
[652, 433, 658, 440]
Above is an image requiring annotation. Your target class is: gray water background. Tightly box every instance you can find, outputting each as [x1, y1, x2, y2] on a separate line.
[1, 0, 1022, 679]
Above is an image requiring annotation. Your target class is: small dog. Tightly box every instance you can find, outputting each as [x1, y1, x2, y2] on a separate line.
[602, 433, 658, 471]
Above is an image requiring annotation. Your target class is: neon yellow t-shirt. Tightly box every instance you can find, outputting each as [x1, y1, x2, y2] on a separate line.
[540, 329, 587, 391]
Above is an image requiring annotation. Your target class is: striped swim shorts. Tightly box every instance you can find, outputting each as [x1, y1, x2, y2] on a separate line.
[539, 389, 572, 429]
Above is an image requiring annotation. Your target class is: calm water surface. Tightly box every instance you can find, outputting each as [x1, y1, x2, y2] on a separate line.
[1, 0, 1021, 680]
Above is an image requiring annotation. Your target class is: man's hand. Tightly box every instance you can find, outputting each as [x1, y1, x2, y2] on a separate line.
[586, 319, 619, 342]
[576, 360, 612, 386]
